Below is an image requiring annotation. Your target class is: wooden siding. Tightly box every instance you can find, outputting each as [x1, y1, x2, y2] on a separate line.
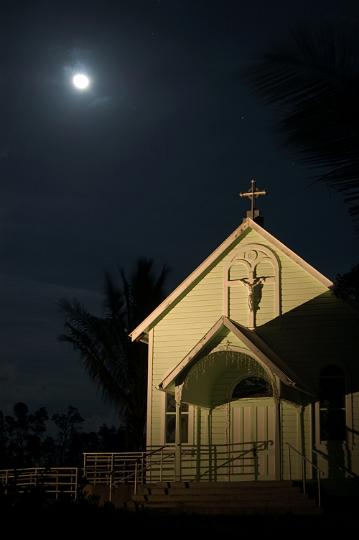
[280, 402, 312, 480]
[148, 224, 359, 482]
[152, 227, 331, 396]
[200, 408, 210, 445]
[280, 401, 299, 479]
[228, 285, 248, 326]
[150, 384, 163, 445]
[211, 405, 227, 445]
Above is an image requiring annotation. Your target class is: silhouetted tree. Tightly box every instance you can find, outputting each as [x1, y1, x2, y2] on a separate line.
[97, 424, 127, 451]
[41, 435, 57, 467]
[52, 406, 84, 465]
[334, 264, 359, 304]
[242, 20, 359, 231]
[58, 258, 170, 450]
[0, 403, 132, 468]
[0, 412, 7, 464]
[4, 402, 48, 467]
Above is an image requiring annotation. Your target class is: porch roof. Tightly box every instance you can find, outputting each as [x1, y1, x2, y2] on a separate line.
[159, 316, 306, 391]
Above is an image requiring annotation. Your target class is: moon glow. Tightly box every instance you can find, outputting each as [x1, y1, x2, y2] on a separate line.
[72, 73, 90, 90]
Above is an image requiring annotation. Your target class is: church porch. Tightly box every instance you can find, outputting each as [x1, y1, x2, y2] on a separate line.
[157, 347, 304, 484]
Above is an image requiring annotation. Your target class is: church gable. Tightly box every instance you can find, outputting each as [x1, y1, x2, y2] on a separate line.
[131, 218, 332, 343]
[134, 220, 336, 399]
[153, 225, 330, 357]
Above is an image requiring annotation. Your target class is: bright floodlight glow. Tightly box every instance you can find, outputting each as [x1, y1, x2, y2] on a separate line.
[72, 73, 90, 90]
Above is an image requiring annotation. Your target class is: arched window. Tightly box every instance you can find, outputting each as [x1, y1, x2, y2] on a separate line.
[319, 365, 346, 441]
[232, 376, 272, 399]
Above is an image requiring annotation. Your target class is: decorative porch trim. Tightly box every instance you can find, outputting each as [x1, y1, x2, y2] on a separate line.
[159, 315, 300, 390]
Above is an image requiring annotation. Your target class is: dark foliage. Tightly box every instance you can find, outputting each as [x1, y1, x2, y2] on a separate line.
[0, 403, 126, 468]
[0, 402, 48, 468]
[242, 20, 359, 231]
[334, 264, 359, 304]
[58, 257, 170, 450]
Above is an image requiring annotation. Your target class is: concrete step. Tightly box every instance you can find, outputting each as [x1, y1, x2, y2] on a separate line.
[151, 506, 322, 516]
[135, 502, 322, 516]
[149, 480, 293, 489]
[133, 497, 313, 507]
[132, 481, 320, 515]
[137, 481, 296, 494]
[137, 486, 301, 496]
[135, 493, 315, 504]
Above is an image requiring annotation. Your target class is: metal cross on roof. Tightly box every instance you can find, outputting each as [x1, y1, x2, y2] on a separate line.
[239, 178, 267, 220]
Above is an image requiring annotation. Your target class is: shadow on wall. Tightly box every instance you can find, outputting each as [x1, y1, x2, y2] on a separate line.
[257, 291, 359, 477]
[257, 290, 359, 396]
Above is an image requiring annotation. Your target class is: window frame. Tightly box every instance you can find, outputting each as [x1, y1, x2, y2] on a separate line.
[232, 375, 273, 400]
[315, 364, 352, 446]
[161, 392, 193, 445]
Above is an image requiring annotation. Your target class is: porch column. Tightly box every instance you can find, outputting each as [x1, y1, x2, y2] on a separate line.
[208, 409, 213, 481]
[299, 405, 307, 483]
[274, 380, 282, 480]
[196, 406, 201, 481]
[175, 384, 183, 481]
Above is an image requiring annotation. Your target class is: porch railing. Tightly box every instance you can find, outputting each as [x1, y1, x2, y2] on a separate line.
[198, 441, 271, 481]
[286, 443, 324, 507]
[311, 448, 359, 480]
[83, 441, 272, 491]
[0, 442, 272, 500]
[0, 467, 79, 499]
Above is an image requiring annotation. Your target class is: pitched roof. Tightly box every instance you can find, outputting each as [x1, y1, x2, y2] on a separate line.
[159, 316, 304, 390]
[129, 218, 333, 342]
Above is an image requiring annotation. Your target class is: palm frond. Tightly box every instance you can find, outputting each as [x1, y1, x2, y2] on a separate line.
[58, 258, 169, 449]
[103, 272, 124, 320]
[58, 299, 130, 411]
[242, 20, 359, 230]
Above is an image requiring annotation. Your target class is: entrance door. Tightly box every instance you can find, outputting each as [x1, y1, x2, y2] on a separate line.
[232, 397, 276, 480]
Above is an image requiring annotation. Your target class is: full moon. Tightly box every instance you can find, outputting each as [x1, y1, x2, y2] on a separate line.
[72, 73, 90, 90]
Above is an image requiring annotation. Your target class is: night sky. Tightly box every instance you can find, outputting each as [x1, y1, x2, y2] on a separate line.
[0, 0, 358, 429]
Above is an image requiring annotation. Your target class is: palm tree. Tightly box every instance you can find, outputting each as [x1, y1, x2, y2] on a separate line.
[242, 20, 359, 231]
[58, 258, 170, 450]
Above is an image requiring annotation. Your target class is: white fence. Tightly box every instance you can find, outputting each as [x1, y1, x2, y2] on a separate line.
[0, 467, 79, 499]
[0, 442, 270, 499]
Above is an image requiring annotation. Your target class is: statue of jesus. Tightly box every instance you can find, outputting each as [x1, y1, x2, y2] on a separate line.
[239, 276, 266, 312]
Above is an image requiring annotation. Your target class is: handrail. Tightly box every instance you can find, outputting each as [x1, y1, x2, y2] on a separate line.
[122, 446, 173, 492]
[86, 446, 174, 495]
[286, 443, 325, 507]
[311, 448, 359, 480]
[199, 441, 270, 480]
[83, 441, 275, 488]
